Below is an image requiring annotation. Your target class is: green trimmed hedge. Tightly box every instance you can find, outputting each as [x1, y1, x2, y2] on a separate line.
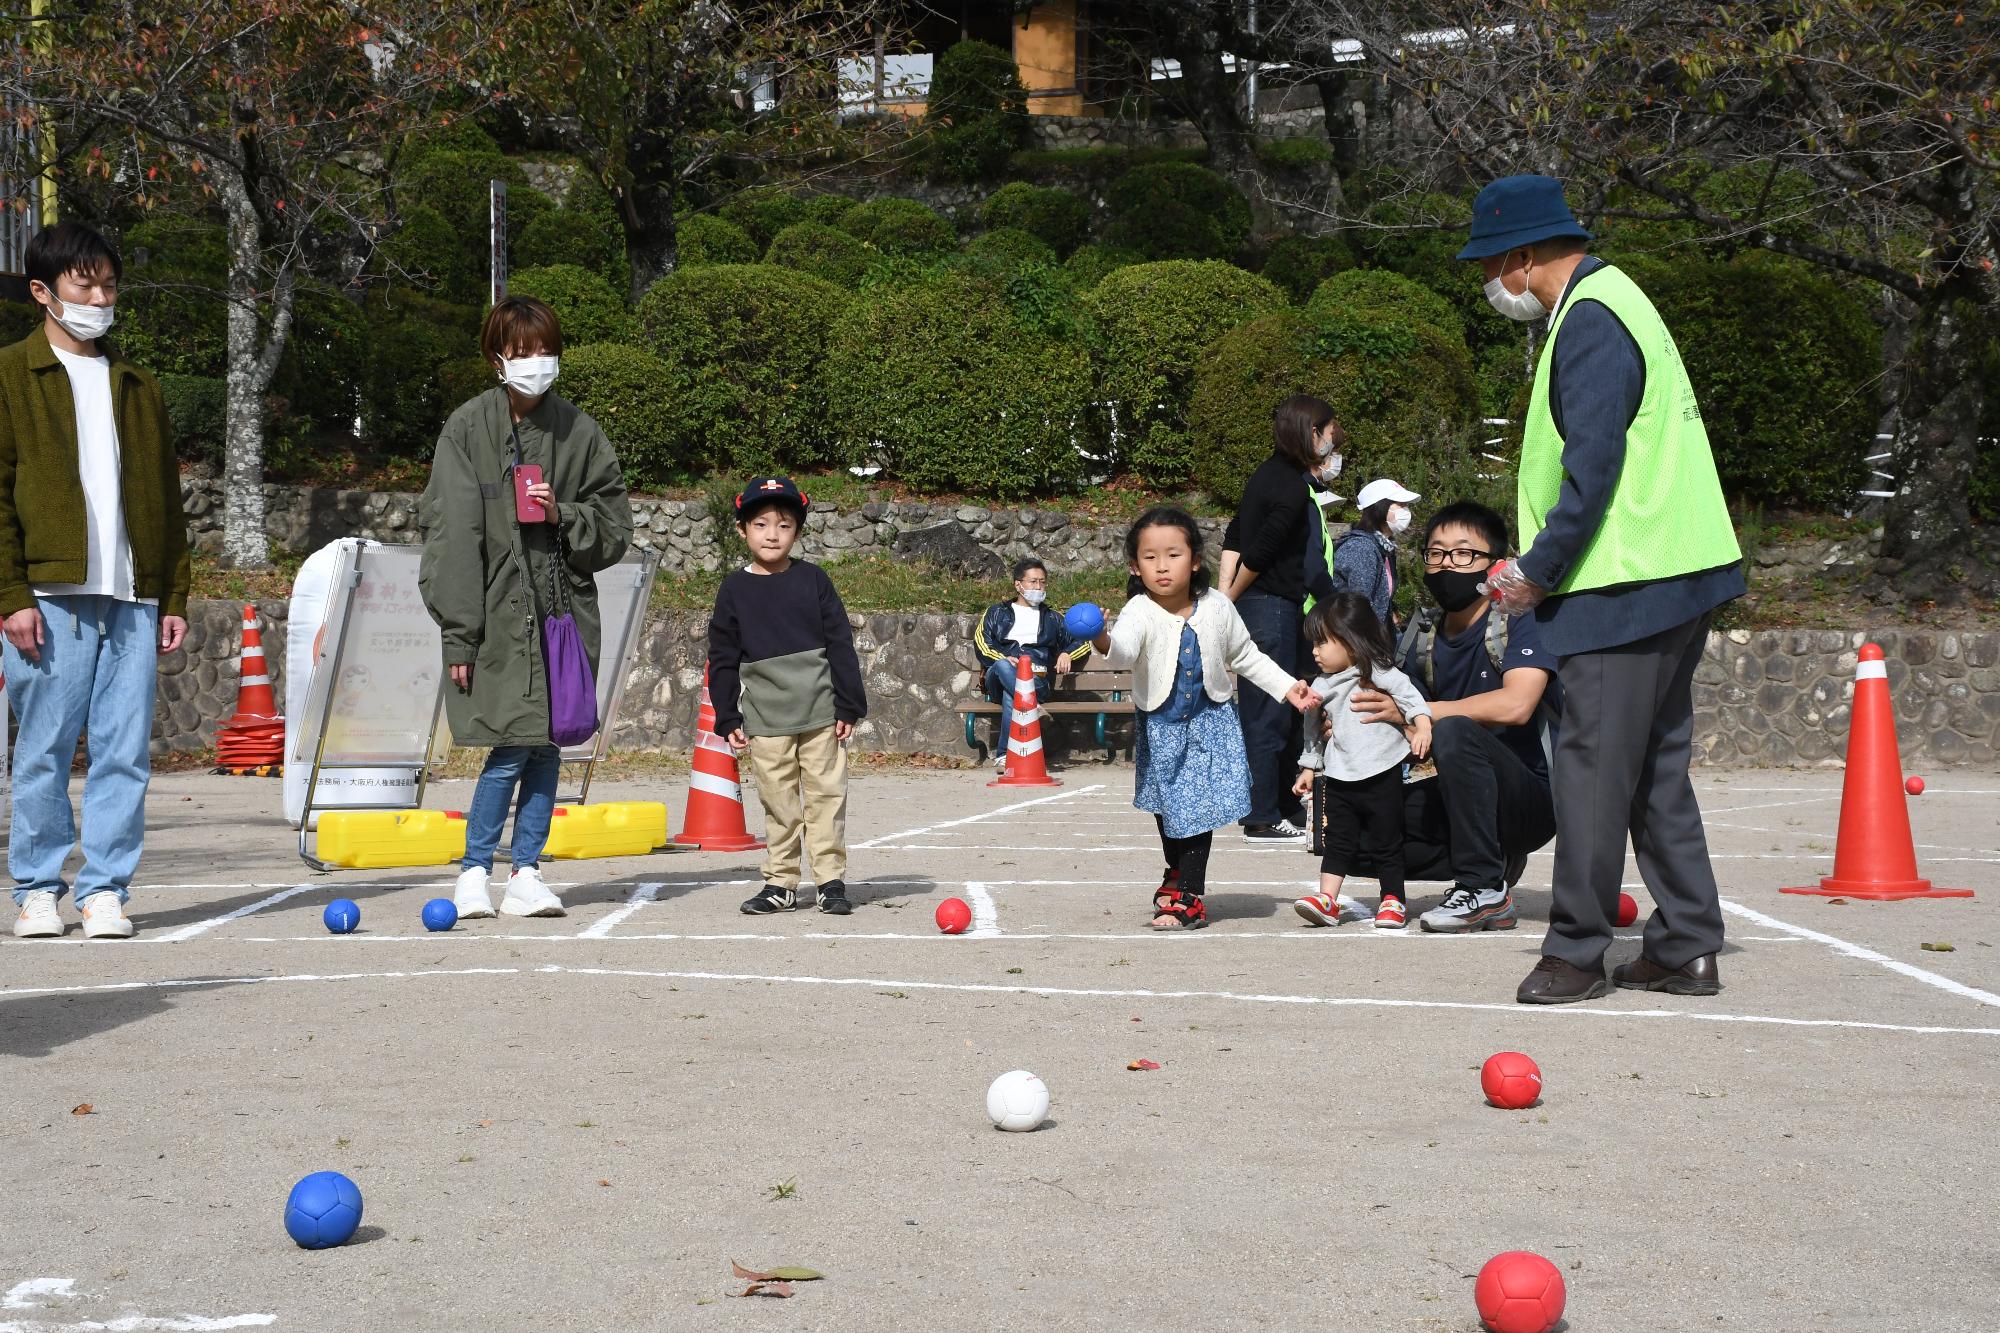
[1261, 234, 1357, 305]
[558, 342, 689, 487]
[765, 221, 875, 289]
[1306, 268, 1463, 342]
[948, 227, 1058, 284]
[159, 373, 226, 465]
[358, 289, 485, 454]
[825, 271, 1092, 497]
[1104, 163, 1252, 261]
[837, 196, 955, 257]
[508, 265, 636, 347]
[635, 264, 851, 474]
[978, 182, 1090, 257]
[676, 214, 759, 268]
[1083, 260, 1288, 486]
[922, 40, 1030, 183]
[1618, 253, 1882, 508]
[1189, 304, 1478, 506]
[1064, 244, 1143, 290]
[118, 217, 228, 378]
[516, 179, 631, 295]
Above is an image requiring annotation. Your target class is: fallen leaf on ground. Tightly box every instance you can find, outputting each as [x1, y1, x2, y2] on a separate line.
[598, 1179, 612, 1187]
[732, 1261, 823, 1282]
[1920, 941, 1956, 952]
[730, 1282, 793, 1298]
[72, 1103, 95, 1116]
[1127, 1059, 1161, 1072]
[477, 1119, 493, 1128]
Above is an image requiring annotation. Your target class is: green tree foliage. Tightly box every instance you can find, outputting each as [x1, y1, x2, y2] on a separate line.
[1064, 244, 1144, 290]
[159, 373, 227, 466]
[558, 342, 690, 488]
[274, 284, 374, 439]
[358, 290, 486, 455]
[635, 264, 851, 474]
[1082, 261, 1288, 486]
[1261, 234, 1357, 305]
[765, 221, 875, 289]
[382, 204, 478, 303]
[837, 196, 956, 258]
[508, 265, 637, 346]
[825, 271, 1092, 497]
[675, 214, 760, 268]
[515, 178, 632, 294]
[978, 182, 1091, 257]
[117, 217, 228, 378]
[922, 40, 1031, 183]
[1104, 163, 1252, 261]
[399, 147, 552, 286]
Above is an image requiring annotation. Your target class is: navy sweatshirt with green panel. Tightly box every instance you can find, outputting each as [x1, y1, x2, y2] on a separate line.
[707, 560, 867, 737]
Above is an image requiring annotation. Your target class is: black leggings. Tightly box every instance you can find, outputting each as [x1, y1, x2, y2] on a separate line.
[1316, 766, 1408, 902]
[1154, 815, 1213, 897]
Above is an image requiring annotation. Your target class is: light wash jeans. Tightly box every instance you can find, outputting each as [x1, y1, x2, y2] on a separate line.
[462, 744, 561, 871]
[5, 595, 160, 906]
[983, 657, 1029, 741]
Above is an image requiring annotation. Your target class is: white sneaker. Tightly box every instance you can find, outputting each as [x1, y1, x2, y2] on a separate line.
[499, 865, 565, 918]
[453, 866, 496, 919]
[13, 890, 64, 938]
[79, 894, 135, 939]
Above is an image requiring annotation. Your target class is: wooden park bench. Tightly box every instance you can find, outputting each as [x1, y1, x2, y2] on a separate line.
[954, 667, 1136, 763]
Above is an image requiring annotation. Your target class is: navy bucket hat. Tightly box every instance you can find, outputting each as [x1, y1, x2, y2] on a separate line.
[1457, 175, 1593, 261]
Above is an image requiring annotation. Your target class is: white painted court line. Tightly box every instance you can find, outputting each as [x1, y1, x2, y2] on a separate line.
[1719, 898, 2000, 1011]
[230, 929, 1807, 945]
[578, 882, 664, 939]
[6, 964, 1986, 1037]
[145, 885, 319, 943]
[964, 881, 999, 938]
[852, 783, 1105, 849]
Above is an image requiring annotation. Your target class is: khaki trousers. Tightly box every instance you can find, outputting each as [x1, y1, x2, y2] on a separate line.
[745, 724, 848, 889]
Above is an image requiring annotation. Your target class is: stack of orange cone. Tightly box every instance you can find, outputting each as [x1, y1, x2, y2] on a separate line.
[1782, 642, 1970, 900]
[675, 666, 765, 851]
[215, 604, 284, 774]
[989, 654, 1059, 788]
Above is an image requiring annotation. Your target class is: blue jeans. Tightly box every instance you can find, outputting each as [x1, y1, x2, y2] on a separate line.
[1234, 590, 1307, 827]
[462, 745, 561, 871]
[5, 595, 160, 906]
[983, 658, 1031, 743]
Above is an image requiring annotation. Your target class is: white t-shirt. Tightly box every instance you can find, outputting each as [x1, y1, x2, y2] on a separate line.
[1007, 604, 1041, 646]
[32, 347, 153, 605]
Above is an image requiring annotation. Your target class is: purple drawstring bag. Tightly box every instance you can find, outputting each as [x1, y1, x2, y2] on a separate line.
[541, 527, 599, 747]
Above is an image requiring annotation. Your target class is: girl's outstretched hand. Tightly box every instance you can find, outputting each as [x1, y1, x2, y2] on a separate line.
[1285, 680, 1321, 712]
[1291, 768, 1315, 797]
[1408, 715, 1434, 761]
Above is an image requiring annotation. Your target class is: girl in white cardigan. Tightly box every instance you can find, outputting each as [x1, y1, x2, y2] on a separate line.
[1089, 508, 1318, 929]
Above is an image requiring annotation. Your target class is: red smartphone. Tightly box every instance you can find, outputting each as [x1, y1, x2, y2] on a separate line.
[513, 464, 550, 523]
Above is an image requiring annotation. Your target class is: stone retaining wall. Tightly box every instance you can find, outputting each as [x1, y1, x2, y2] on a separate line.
[178, 480, 1220, 576]
[152, 600, 2000, 769]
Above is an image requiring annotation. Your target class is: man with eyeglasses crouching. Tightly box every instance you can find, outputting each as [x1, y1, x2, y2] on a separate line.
[1340, 500, 1561, 934]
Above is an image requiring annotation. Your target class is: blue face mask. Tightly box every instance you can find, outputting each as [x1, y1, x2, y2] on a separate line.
[1020, 588, 1046, 606]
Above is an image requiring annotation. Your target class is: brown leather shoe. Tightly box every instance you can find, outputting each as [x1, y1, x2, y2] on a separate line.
[1515, 955, 1611, 1005]
[1612, 953, 1722, 996]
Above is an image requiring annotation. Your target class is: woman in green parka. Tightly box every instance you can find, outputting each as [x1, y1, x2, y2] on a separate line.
[419, 296, 632, 921]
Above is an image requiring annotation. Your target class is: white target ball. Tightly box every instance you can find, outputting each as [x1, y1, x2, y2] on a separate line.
[985, 1069, 1050, 1132]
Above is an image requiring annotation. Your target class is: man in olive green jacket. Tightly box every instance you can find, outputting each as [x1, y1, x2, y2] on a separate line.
[1, 221, 192, 940]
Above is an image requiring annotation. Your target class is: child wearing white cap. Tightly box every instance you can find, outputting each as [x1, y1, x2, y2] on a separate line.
[1330, 478, 1419, 636]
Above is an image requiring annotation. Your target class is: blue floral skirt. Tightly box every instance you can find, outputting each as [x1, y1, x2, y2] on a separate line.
[1134, 694, 1253, 840]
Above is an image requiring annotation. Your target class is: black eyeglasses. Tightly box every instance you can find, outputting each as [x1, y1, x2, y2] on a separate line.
[1422, 547, 1496, 569]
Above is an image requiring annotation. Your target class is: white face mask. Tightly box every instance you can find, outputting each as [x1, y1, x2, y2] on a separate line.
[1386, 505, 1412, 536]
[1483, 258, 1547, 322]
[46, 296, 116, 342]
[1020, 588, 1046, 607]
[500, 354, 560, 397]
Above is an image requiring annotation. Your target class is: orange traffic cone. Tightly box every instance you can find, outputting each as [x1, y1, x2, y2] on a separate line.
[215, 604, 284, 773]
[675, 666, 765, 851]
[989, 655, 1059, 788]
[1782, 642, 1970, 899]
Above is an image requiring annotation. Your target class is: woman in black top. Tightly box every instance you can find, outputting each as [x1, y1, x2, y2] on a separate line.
[1220, 394, 1342, 839]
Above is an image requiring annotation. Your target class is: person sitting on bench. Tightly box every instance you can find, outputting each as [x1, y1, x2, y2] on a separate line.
[974, 557, 1094, 771]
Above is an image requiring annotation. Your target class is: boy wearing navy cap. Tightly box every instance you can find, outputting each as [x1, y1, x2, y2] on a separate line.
[707, 477, 868, 915]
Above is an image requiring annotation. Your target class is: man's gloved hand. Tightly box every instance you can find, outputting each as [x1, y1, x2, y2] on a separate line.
[1483, 559, 1547, 616]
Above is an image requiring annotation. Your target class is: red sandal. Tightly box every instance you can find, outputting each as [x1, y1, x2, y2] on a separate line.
[1149, 886, 1208, 931]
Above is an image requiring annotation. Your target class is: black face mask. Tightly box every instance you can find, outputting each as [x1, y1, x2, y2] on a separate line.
[1424, 567, 1487, 613]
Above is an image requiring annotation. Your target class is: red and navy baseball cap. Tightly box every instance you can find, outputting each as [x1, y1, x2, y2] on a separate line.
[734, 476, 809, 521]
[1457, 174, 1593, 261]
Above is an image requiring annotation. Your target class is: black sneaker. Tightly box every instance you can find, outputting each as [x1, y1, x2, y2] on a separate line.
[740, 885, 798, 915]
[816, 881, 852, 915]
[1244, 820, 1308, 841]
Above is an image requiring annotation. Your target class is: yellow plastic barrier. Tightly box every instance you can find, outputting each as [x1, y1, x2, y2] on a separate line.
[542, 802, 671, 859]
[315, 810, 467, 869]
